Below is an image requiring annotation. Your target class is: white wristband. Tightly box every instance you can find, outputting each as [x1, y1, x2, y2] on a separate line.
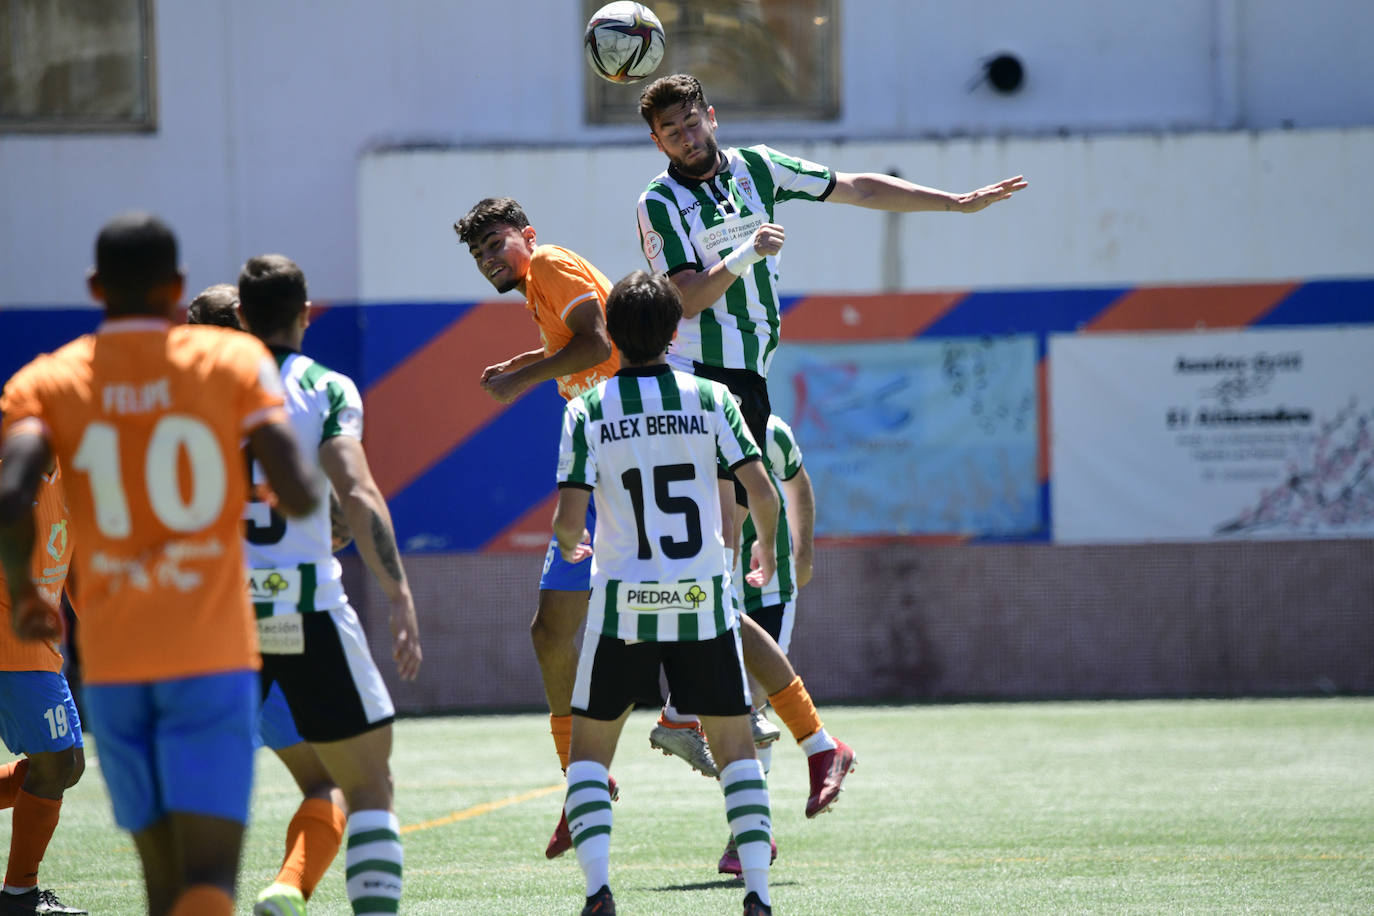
[720, 241, 765, 276]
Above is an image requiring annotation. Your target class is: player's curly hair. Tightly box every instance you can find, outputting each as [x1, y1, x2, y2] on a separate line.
[453, 198, 530, 248]
[238, 254, 308, 339]
[186, 283, 243, 329]
[605, 270, 681, 365]
[638, 73, 708, 128]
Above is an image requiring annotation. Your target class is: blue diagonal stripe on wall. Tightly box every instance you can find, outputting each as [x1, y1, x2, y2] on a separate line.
[920, 287, 1128, 337]
[385, 383, 565, 551]
[1253, 279, 1374, 327]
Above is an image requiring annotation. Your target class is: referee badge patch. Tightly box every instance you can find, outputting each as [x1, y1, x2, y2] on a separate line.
[643, 230, 664, 260]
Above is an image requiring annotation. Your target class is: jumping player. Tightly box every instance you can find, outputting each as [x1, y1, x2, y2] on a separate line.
[635, 72, 1023, 812]
[453, 197, 621, 859]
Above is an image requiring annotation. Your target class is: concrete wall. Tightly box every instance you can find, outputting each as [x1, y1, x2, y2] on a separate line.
[352, 540, 1374, 714]
[360, 128, 1374, 302]
[3, 0, 1373, 305]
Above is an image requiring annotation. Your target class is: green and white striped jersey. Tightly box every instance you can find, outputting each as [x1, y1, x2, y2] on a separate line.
[245, 350, 361, 618]
[736, 415, 804, 612]
[557, 364, 763, 642]
[636, 144, 835, 378]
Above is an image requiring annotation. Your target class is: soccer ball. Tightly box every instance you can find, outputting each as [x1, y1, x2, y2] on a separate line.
[584, 2, 666, 85]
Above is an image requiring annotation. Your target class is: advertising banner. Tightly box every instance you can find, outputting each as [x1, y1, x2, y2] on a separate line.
[1051, 325, 1374, 542]
[766, 337, 1040, 538]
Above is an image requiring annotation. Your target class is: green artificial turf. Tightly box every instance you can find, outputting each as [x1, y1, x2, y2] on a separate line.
[23, 698, 1374, 914]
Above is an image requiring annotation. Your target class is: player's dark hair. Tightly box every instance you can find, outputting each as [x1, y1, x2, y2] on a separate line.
[186, 283, 243, 329]
[93, 212, 180, 312]
[605, 270, 681, 365]
[453, 198, 531, 248]
[638, 73, 708, 128]
[238, 254, 308, 340]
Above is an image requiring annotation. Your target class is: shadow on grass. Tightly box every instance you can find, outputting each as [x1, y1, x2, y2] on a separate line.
[649, 879, 802, 893]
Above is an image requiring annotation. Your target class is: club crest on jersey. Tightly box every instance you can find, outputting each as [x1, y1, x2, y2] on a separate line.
[620, 582, 709, 613]
[46, 520, 68, 561]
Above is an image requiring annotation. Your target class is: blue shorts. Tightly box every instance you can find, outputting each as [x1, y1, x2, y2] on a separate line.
[84, 670, 257, 832]
[540, 500, 596, 592]
[0, 670, 83, 756]
[257, 680, 305, 751]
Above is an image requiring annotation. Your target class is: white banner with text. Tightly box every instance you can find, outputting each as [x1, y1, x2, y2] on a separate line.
[1050, 325, 1374, 543]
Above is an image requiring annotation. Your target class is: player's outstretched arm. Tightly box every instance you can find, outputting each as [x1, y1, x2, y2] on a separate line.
[781, 465, 816, 588]
[0, 431, 62, 641]
[249, 420, 321, 518]
[828, 172, 1027, 213]
[320, 436, 422, 680]
[735, 458, 780, 587]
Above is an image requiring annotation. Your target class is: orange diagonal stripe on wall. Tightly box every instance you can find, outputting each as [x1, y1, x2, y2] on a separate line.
[485, 491, 560, 552]
[365, 301, 533, 498]
[783, 292, 968, 340]
[1086, 283, 1299, 333]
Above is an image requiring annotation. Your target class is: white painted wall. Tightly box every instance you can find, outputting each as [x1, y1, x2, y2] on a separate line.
[363, 127, 1374, 300]
[2, 0, 1372, 305]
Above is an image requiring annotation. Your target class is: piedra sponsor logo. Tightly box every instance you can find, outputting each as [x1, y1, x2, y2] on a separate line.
[625, 584, 708, 612]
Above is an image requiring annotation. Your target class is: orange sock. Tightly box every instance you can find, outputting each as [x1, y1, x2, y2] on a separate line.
[276, 797, 347, 899]
[169, 884, 233, 916]
[551, 714, 572, 771]
[0, 761, 30, 810]
[768, 676, 824, 743]
[5, 790, 61, 889]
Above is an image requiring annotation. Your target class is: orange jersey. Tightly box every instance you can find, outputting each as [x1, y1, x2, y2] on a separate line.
[524, 245, 620, 400]
[0, 319, 287, 684]
[0, 464, 73, 673]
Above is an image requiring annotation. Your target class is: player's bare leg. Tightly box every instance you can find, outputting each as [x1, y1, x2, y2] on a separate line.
[135, 813, 243, 916]
[531, 589, 590, 721]
[532, 588, 614, 859]
[700, 714, 774, 913]
[254, 743, 348, 913]
[565, 708, 631, 913]
[1, 749, 85, 915]
[312, 726, 403, 914]
[739, 615, 857, 817]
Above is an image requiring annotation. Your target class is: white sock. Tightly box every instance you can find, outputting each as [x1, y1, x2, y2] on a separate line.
[800, 726, 837, 756]
[720, 758, 771, 905]
[565, 760, 612, 896]
[345, 809, 403, 915]
[661, 701, 698, 725]
[2, 887, 36, 896]
[756, 742, 773, 775]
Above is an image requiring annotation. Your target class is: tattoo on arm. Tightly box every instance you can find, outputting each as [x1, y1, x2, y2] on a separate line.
[369, 510, 404, 583]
